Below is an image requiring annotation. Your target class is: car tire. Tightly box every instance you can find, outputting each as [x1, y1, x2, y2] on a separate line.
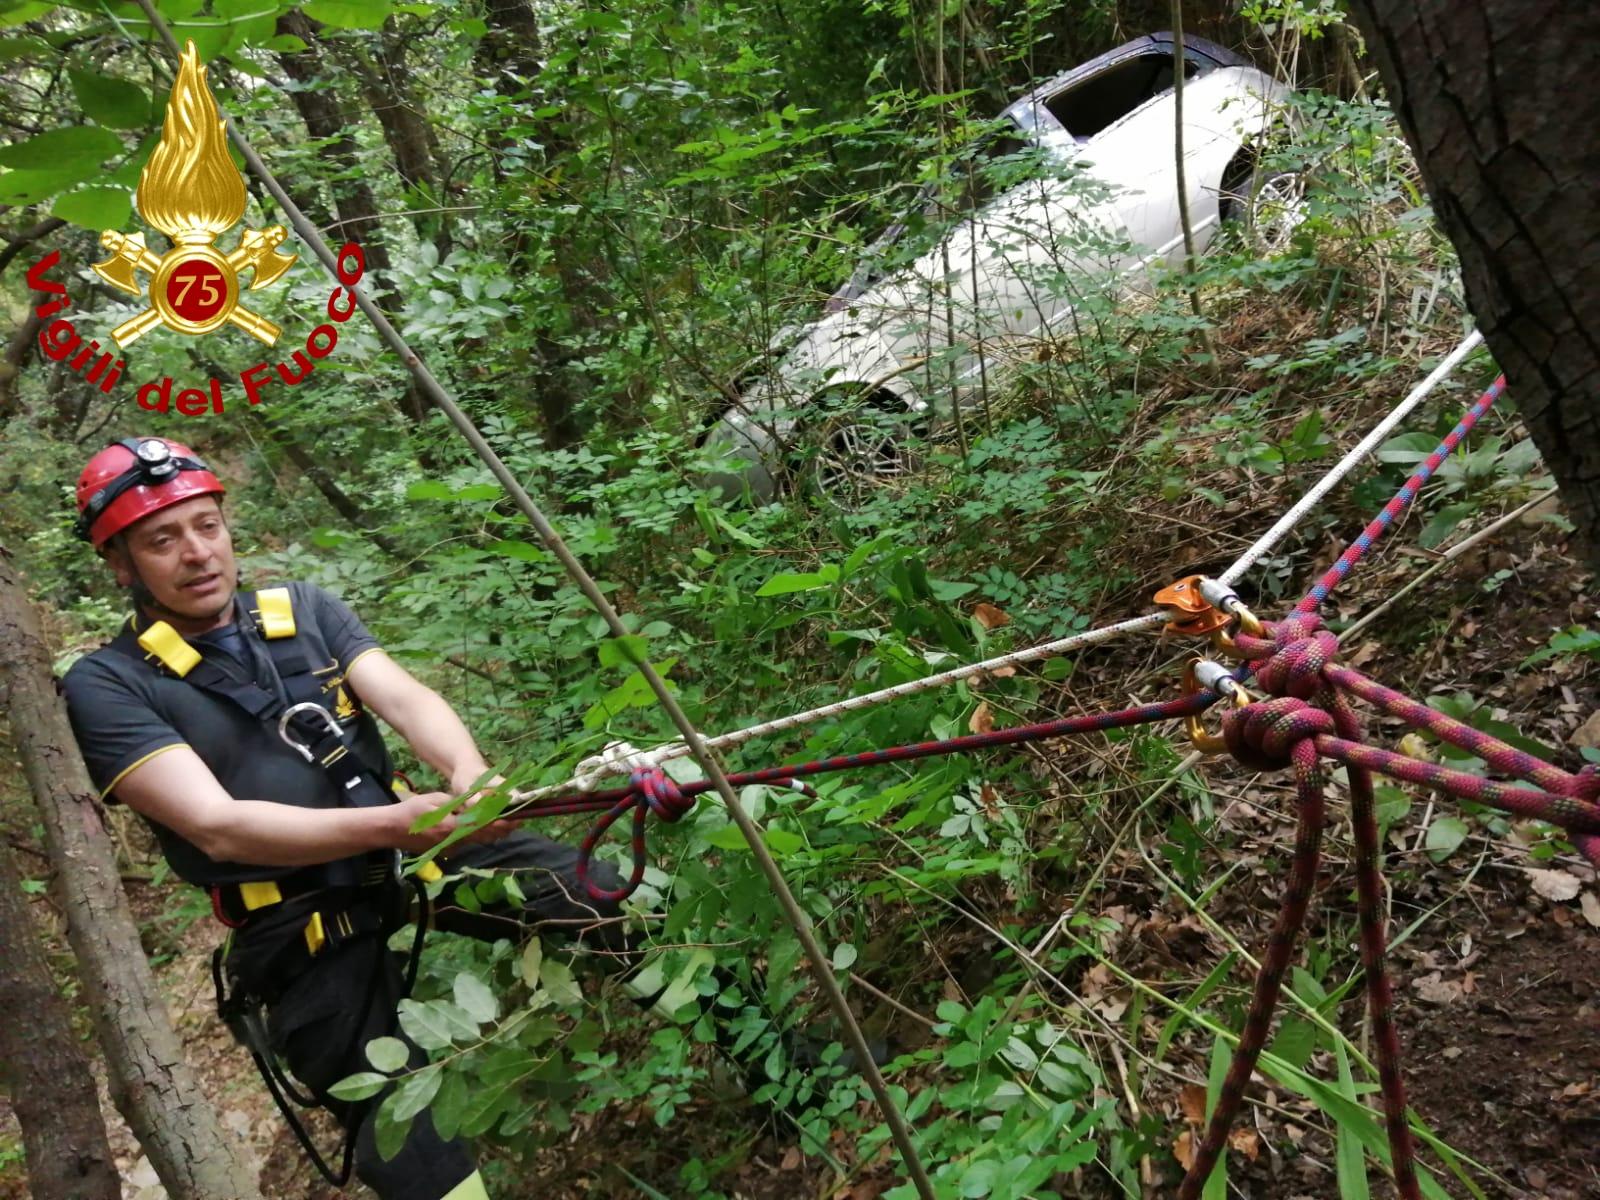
[798, 393, 926, 511]
[1220, 152, 1307, 254]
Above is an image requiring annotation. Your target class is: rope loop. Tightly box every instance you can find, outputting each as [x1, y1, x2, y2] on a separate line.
[1222, 697, 1337, 771]
[631, 766, 694, 822]
[1244, 614, 1341, 701]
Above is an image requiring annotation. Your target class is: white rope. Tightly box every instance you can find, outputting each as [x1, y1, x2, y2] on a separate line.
[523, 329, 1485, 795]
[1218, 329, 1485, 585]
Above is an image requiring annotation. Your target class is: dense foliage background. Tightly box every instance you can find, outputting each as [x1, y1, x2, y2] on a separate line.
[2, 1, 1584, 1197]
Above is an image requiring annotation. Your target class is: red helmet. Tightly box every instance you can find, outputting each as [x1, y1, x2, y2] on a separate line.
[75, 437, 225, 547]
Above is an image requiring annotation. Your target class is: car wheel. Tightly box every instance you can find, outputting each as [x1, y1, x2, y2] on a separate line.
[1244, 170, 1307, 253]
[802, 397, 925, 510]
[1221, 153, 1307, 254]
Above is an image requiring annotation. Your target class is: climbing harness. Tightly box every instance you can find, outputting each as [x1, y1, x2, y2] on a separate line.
[114, 586, 443, 1184]
[213, 876, 430, 1187]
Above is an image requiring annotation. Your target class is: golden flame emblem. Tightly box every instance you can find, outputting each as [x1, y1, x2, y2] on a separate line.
[93, 40, 295, 348]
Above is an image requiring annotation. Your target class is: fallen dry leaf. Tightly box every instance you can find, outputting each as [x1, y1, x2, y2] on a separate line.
[1228, 1128, 1261, 1161]
[1179, 1084, 1208, 1124]
[1173, 1130, 1196, 1171]
[1529, 868, 1582, 902]
[979, 783, 1001, 819]
[781, 1147, 803, 1171]
[1570, 710, 1600, 750]
[1581, 891, 1600, 928]
[1411, 971, 1463, 1005]
[969, 701, 994, 734]
[972, 602, 1011, 630]
[1397, 732, 1434, 762]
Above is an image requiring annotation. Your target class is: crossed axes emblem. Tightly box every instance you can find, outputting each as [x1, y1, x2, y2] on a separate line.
[94, 225, 297, 349]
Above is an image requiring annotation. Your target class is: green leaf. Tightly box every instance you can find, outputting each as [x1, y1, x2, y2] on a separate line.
[705, 824, 800, 855]
[0, 126, 122, 170]
[69, 71, 152, 130]
[0, 2, 52, 29]
[365, 1036, 411, 1073]
[0, 34, 48, 58]
[538, 957, 583, 1008]
[928, 577, 978, 602]
[373, 1092, 413, 1162]
[1333, 1039, 1372, 1199]
[520, 937, 544, 987]
[755, 570, 832, 597]
[1419, 502, 1474, 550]
[831, 941, 857, 971]
[453, 971, 498, 1024]
[51, 186, 131, 231]
[1424, 815, 1469, 862]
[1202, 1036, 1230, 1200]
[396, 998, 478, 1050]
[328, 1070, 389, 1101]
[301, 0, 392, 28]
[430, 1070, 469, 1141]
[1267, 1016, 1317, 1070]
[598, 634, 648, 669]
[460, 1078, 518, 1139]
[388, 1068, 443, 1122]
[0, 166, 100, 204]
[581, 659, 676, 730]
[487, 538, 546, 562]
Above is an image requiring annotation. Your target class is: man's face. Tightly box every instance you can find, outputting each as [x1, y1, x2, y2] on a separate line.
[108, 495, 236, 628]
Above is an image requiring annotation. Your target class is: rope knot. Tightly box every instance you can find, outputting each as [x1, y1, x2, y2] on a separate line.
[1222, 697, 1336, 771]
[631, 767, 693, 822]
[1251, 615, 1340, 701]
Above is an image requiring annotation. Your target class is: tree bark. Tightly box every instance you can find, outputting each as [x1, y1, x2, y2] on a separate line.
[274, 10, 434, 433]
[0, 839, 120, 1200]
[0, 546, 264, 1200]
[1343, 1, 1600, 570]
[474, 0, 590, 448]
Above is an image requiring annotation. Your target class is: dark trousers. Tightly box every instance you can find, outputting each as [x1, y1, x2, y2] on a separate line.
[226, 832, 630, 1200]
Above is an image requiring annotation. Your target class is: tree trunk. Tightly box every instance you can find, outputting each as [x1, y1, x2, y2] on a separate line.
[1343, 1, 1600, 570]
[274, 11, 435, 433]
[0, 839, 120, 1200]
[474, 0, 590, 448]
[0, 546, 264, 1200]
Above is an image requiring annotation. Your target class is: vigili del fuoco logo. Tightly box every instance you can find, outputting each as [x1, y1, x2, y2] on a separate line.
[24, 39, 367, 416]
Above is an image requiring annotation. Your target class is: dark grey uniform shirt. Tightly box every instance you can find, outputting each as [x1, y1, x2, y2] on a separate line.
[63, 581, 394, 886]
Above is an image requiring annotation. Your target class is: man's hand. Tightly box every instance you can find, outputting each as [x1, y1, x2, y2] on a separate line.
[389, 790, 464, 854]
[391, 784, 515, 855]
[453, 772, 516, 846]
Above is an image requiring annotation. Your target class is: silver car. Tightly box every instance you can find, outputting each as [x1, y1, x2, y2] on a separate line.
[702, 34, 1297, 504]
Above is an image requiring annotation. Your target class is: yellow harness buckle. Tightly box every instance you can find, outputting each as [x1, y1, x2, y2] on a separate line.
[256, 587, 296, 639]
[138, 621, 201, 677]
[304, 911, 326, 956]
[238, 880, 283, 911]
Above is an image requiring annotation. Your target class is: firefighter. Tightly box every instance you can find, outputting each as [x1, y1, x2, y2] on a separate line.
[62, 436, 650, 1200]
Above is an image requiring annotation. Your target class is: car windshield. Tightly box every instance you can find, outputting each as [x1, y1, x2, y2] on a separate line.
[1044, 51, 1201, 140]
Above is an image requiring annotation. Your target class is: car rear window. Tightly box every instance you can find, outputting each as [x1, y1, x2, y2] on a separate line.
[1045, 52, 1204, 141]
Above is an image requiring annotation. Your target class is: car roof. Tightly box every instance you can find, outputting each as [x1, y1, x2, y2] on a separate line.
[1001, 32, 1251, 128]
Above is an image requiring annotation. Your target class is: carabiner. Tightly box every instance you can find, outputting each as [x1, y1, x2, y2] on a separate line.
[1181, 658, 1251, 754]
[277, 700, 342, 763]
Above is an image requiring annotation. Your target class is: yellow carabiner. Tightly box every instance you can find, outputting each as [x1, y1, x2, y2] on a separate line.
[1182, 658, 1251, 754]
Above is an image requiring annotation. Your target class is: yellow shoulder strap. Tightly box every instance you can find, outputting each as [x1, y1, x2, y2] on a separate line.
[137, 621, 201, 677]
[255, 587, 296, 639]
